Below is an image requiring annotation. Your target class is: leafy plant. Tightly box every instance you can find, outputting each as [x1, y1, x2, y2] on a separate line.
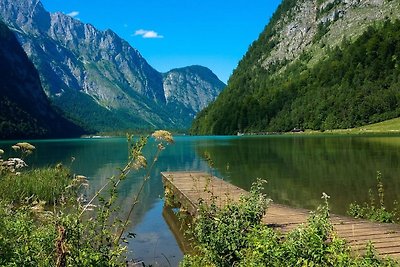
[0, 131, 174, 266]
[348, 171, 399, 223]
[0, 202, 57, 267]
[182, 179, 270, 266]
[181, 190, 399, 266]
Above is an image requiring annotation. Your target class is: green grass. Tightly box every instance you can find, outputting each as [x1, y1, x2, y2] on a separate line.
[0, 166, 73, 204]
[354, 117, 400, 133]
[325, 117, 400, 134]
[285, 117, 400, 136]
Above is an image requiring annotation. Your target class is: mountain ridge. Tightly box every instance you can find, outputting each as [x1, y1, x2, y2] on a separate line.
[0, 0, 225, 132]
[0, 20, 84, 139]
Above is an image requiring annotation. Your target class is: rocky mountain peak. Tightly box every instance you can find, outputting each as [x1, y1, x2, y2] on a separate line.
[163, 65, 225, 114]
[191, 0, 400, 135]
[0, 0, 50, 34]
[0, 20, 83, 138]
[0, 0, 225, 131]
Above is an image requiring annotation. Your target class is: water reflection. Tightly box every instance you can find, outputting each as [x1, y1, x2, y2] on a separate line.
[195, 135, 400, 214]
[1, 135, 400, 265]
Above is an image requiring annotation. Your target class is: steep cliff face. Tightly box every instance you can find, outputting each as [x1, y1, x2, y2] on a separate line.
[191, 0, 400, 134]
[0, 21, 83, 139]
[260, 0, 399, 71]
[47, 12, 166, 104]
[0, 0, 224, 131]
[163, 66, 226, 118]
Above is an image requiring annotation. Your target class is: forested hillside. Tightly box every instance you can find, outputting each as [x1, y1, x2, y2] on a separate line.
[191, 0, 400, 134]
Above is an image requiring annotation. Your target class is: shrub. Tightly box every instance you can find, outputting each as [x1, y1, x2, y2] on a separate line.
[182, 190, 399, 266]
[182, 179, 270, 266]
[0, 202, 56, 266]
[348, 171, 399, 223]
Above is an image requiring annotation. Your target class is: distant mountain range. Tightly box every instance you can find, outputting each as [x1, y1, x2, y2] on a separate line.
[0, 0, 225, 135]
[191, 0, 400, 134]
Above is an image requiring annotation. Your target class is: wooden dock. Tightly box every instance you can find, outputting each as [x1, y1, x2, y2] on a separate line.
[161, 171, 400, 259]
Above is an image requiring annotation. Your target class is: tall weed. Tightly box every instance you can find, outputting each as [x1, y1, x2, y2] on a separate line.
[0, 131, 173, 266]
[348, 171, 399, 223]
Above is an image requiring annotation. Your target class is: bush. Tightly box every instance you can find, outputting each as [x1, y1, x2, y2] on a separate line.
[0, 202, 56, 266]
[182, 189, 399, 266]
[348, 171, 399, 223]
[182, 179, 270, 266]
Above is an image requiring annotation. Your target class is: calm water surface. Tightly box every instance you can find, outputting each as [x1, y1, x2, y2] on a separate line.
[1, 135, 400, 265]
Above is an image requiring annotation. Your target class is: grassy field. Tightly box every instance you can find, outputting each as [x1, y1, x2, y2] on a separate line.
[329, 118, 400, 134]
[294, 117, 400, 135]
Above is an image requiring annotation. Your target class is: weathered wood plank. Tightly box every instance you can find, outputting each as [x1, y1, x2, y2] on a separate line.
[161, 171, 400, 259]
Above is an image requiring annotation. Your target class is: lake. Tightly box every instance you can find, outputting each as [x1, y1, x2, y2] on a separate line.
[1, 134, 400, 266]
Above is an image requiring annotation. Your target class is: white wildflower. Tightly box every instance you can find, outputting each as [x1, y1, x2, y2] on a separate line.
[321, 192, 330, 200]
[152, 130, 174, 144]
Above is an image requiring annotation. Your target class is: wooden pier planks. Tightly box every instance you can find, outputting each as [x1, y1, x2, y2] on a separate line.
[161, 171, 400, 259]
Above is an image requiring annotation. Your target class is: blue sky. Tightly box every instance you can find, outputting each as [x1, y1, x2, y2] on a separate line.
[41, 0, 282, 83]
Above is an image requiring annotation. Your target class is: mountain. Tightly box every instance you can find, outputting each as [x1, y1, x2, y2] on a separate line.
[191, 0, 400, 135]
[163, 65, 227, 126]
[0, 0, 225, 132]
[0, 20, 84, 139]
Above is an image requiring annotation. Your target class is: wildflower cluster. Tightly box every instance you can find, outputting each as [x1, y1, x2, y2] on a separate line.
[0, 142, 35, 174]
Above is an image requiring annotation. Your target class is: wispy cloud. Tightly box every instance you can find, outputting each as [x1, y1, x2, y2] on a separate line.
[67, 11, 79, 18]
[134, 29, 164, 39]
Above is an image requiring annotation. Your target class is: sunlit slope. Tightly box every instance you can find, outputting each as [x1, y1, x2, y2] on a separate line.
[191, 0, 400, 135]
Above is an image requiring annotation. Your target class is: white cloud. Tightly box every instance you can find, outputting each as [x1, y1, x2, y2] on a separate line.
[134, 29, 164, 39]
[67, 11, 79, 17]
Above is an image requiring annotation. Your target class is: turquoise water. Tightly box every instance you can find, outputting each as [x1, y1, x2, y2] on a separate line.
[1, 134, 400, 265]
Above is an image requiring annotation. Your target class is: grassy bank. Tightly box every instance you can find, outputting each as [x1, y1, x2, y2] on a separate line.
[284, 117, 400, 135]
[323, 117, 400, 135]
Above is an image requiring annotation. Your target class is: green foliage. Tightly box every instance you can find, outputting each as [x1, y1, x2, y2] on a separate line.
[314, 21, 332, 43]
[348, 171, 399, 223]
[192, 19, 400, 135]
[182, 179, 270, 266]
[0, 142, 74, 205]
[182, 191, 398, 266]
[239, 196, 355, 267]
[0, 131, 174, 266]
[0, 166, 73, 204]
[0, 202, 57, 267]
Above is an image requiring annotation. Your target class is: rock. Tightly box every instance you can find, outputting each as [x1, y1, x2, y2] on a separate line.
[0, 0, 225, 131]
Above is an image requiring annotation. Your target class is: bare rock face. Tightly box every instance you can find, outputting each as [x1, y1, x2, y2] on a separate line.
[163, 66, 226, 118]
[0, 20, 83, 139]
[0, 0, 224, 131]
[261, 0, 399, 71]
